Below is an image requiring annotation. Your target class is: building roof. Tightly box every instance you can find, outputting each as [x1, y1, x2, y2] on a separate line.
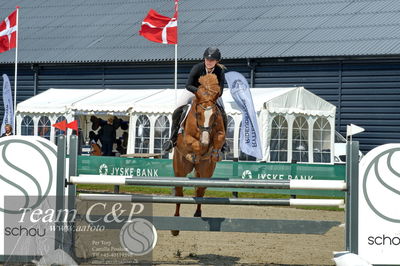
[2, 0, 400, 64]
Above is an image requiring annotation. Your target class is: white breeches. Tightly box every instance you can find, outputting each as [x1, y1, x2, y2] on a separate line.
[176, 90, 195, 107]
[176, 89, 225, 108]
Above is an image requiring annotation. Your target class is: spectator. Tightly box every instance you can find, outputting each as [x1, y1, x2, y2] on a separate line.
[1, 124, 13, 137]
[98, 117, 116, 156]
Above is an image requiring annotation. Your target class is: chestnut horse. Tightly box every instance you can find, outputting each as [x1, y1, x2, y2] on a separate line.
[172, 73, 225, 236]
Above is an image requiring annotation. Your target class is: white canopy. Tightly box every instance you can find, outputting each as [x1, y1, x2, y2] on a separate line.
[131, 89, 180, 114]
[222, 86, 336, 117]
[16, 88, 172, 115]
[72, 89, 162, 115]
[16, 88, 101, 114]
[17, 86, 336, 117]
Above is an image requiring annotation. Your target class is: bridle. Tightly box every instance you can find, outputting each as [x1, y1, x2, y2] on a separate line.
[202, 82, 220, 95]
[196, 103, 217, 135]
[193, 75, 221, 144]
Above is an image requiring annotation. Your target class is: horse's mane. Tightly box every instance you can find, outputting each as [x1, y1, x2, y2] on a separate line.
[196, 74, 221, 101]
[198, 73, 219, 88]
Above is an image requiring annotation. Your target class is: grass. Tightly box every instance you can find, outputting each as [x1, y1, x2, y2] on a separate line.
[77, 184, 344, 211]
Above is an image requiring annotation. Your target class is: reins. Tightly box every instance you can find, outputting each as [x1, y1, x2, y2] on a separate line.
[195, 102, 217, 134]
[177, 73, 223, 164]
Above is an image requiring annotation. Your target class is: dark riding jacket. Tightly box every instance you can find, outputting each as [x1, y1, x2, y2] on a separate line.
[186, 62, 225, 96]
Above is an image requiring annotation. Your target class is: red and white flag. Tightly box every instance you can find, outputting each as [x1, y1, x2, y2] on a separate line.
[0, 10, 17, 53]
[52, 120, 68, 132]
[52, 119, 79, 135]
[67, 120, 79, 132]
[139, 0, 178, 44]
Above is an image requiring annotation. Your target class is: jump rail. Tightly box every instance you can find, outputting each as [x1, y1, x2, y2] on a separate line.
[59, 135, 359, 256]
[83, 215, 341, 234]
[78, 193, 345, 207]
[70, 175, 347, 191]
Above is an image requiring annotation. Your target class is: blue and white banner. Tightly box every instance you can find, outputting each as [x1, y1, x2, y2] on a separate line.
[1, 74, 14, 135]
[225, 71, 263, 159]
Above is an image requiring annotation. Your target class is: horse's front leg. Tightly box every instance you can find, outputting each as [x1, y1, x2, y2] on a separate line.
[184, 133, 201, 152]
[211, 116, 226, 162]
[183, 134, 202, 163]
[213, 114, 225, 150]
[213, 130, 225, 150]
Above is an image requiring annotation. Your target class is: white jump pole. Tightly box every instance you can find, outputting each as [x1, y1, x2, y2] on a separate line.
[70, 175, 347, 191]
[290, 198, 345, 207]
[77, 193, 345, 207]
[289, 180, 347, 191]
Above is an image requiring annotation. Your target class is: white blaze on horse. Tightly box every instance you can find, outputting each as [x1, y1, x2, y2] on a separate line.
[172, 73, 225, 236]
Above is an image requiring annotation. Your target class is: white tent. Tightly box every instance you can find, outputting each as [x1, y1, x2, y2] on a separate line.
[16, 86, 336, 163]
[16, 89, 102, 142]
[218, 87, 335, 162]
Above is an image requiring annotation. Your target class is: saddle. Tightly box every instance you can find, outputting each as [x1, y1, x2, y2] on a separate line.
[178, 104, 191, 134]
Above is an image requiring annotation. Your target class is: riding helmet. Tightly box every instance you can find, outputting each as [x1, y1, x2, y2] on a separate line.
[203, 47, 221, 61]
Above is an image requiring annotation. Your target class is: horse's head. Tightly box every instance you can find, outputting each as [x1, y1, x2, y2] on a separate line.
[196, 74, 221, 103]
[194, 74, 221, 146]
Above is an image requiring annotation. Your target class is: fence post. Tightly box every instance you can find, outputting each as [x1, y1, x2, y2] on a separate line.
[345, 141, 359, 253]
[67, 135, 78, 257]
[55, 135, 66, 250]
[232, 158, 239, 198]
[68, 135, 78, 210]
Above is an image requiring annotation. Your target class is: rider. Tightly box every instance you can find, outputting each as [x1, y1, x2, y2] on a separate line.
[162, 47, 229, 153]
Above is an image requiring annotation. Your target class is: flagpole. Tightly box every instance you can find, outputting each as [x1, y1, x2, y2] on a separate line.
[174, 0, 178, 107]
[13, 6, 20, 134]
[174, 43, 178, 106]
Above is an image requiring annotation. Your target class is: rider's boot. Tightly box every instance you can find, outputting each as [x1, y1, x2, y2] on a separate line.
[162, 105, 188, 152]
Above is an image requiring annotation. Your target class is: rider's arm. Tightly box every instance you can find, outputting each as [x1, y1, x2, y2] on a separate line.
[217, 66, 225, 97]
[186, 85, 198, 94]
[186, 63, 202, 93]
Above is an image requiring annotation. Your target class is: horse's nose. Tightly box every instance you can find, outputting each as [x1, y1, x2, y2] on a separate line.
[200, 131, 209, 145]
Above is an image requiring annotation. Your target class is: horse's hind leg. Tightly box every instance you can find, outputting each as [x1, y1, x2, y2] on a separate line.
[194, 163, 217, 217]
[194, 185, 206, 217]
[171, 186, 183, 236]
[173, 186, 183, 216]
[172, 151, 194, 236]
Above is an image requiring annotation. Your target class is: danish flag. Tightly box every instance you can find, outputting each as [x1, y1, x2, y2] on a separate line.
[0, 10, 17, 53]
[139, 0, 178, 44]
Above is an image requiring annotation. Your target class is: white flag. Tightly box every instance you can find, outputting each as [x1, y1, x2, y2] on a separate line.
[1, 74, 14, 134]
[225, 71, 263, 159]
[346, 124, 364, 138]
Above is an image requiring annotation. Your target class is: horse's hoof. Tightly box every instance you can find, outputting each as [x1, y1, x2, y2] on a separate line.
[171, 230, 180, 236]
[194, 210, 202, 217]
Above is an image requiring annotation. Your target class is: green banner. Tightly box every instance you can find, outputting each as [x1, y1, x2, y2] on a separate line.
[78, 157, 345, 197]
